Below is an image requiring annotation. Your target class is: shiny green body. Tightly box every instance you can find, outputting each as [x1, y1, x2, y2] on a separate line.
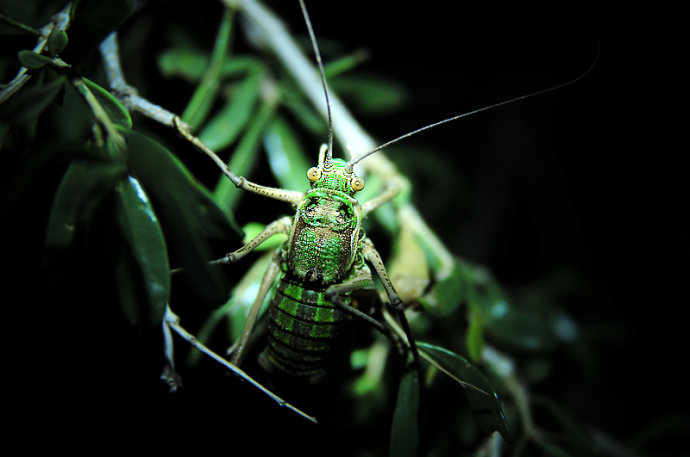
[259, 158, 368, 379]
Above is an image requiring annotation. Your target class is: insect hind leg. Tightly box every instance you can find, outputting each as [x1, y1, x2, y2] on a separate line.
[360, 237, 421, 367]
[325, 261, 407, 357]
[228, 249, 283, 366]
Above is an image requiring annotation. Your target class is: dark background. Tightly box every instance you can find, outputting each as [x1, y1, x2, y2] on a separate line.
[268, 3, 686, 451]
[4, 0, 685, 454]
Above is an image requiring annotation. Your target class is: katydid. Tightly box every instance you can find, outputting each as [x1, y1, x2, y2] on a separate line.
[172, 0, 594, 419]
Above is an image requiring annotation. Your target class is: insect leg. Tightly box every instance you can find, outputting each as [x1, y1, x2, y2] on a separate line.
[212, 216, 293, 265]
[360, 237, 421, 366]
[229, 249, 283, 366]
[174, 117, 303, 205]
[325, 264, 397, 341]
[361, 178, 402, 216]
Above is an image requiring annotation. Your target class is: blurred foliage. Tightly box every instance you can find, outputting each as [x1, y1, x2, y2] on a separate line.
[2, 1, 685, 457]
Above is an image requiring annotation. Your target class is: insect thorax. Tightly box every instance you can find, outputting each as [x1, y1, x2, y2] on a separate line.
[286, 187, 362, 287]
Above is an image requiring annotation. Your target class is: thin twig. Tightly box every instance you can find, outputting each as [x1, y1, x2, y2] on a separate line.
[0, 3, 71, 104]
[99, 32, 189, 130]
[162, 307, 318, 424]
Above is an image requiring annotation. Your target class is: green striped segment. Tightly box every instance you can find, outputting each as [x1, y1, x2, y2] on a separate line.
[260, 278, 349, 377]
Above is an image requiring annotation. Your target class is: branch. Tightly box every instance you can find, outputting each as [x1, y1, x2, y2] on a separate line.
[234, 0, 454, 271]
[0, 3, 71, 104]
[99, 32, 189, 130]
[161, 306, 318, 424]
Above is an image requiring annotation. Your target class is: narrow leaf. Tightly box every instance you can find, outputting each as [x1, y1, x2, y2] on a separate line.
[114, 175, 170, 326]
[423, 260, 464, 316]
[45, 159, 126, 249]
[263, 115, 311, 192]
[323, 49, 371, 78]
[417, 342, 510, 439]
[157, 48, 210, 81]
[389, 366, 420, 457]
[81, 77, 132, 128]
[181, 7, 235, 129]
[330, 75, 406, 115]
[73, 78, 126, 153]
[121, 128, 240, 303]
[466, 311, 485, 362]
[281, 96, 326, 135]
[388, 219, 431, 304]
[483, 300, 558, 352]
[213, 100, 275, 212]
[198, 71, 262, 151]
[157, 48, 261, 81]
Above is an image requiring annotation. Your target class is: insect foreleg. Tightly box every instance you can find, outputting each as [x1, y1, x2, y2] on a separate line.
[174, 117, 303, 205]
[229, 249, 283, 365]
[212, 216, 293, 265]
[360, 238, 421, 366]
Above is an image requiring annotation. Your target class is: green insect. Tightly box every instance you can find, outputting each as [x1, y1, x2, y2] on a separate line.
[180, 83, 421, 385]
[222, 144, 419, 382]
[170, 0, 593, 424]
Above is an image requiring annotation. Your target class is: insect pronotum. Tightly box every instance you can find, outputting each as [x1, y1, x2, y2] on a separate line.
[172, 0, 594, 422]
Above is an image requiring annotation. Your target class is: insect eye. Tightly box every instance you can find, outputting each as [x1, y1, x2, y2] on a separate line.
[350, 176, 365, 192]
[307, 167, 321, 182]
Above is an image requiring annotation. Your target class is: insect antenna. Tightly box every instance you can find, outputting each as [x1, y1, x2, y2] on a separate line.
[299, 0, 334, 167]
[348, 47, 599, 168]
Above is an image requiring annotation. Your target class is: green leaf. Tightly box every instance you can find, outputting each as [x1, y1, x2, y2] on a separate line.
[281, 96, 326, 135]
[424, 261, 464, 316]
[388, 219, 430, 303]
[72, 78, 126, 154]
[417, 342, 510, 439]
[227, 253, 276, 339]
[213, 100, 276, 213]
[187, 252, 275, 367]
[81, 77, 132, 129]
[241, 222, 286, 251]
[47, 29, 69, 56]
[263, 115, 311, 192]
[198, 71, 262, 151]
[323, 49, 370, 79]
[17, 50, 51, 69]
[466, 310, 485, 362]
[45, 159, 126, 249]
[330, 75, 406, 115]
[157, 48, 262, 82]
[121, 128, 240, 303]
[181, 7, 235, 129]
[114, 176, 170, 326]
[483, 300, 559, 352]
[389, 366, 419, 457]
[157, 48, 210, 81]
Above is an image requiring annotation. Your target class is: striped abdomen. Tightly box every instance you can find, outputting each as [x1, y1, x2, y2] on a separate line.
[259, 277, 348, 380]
